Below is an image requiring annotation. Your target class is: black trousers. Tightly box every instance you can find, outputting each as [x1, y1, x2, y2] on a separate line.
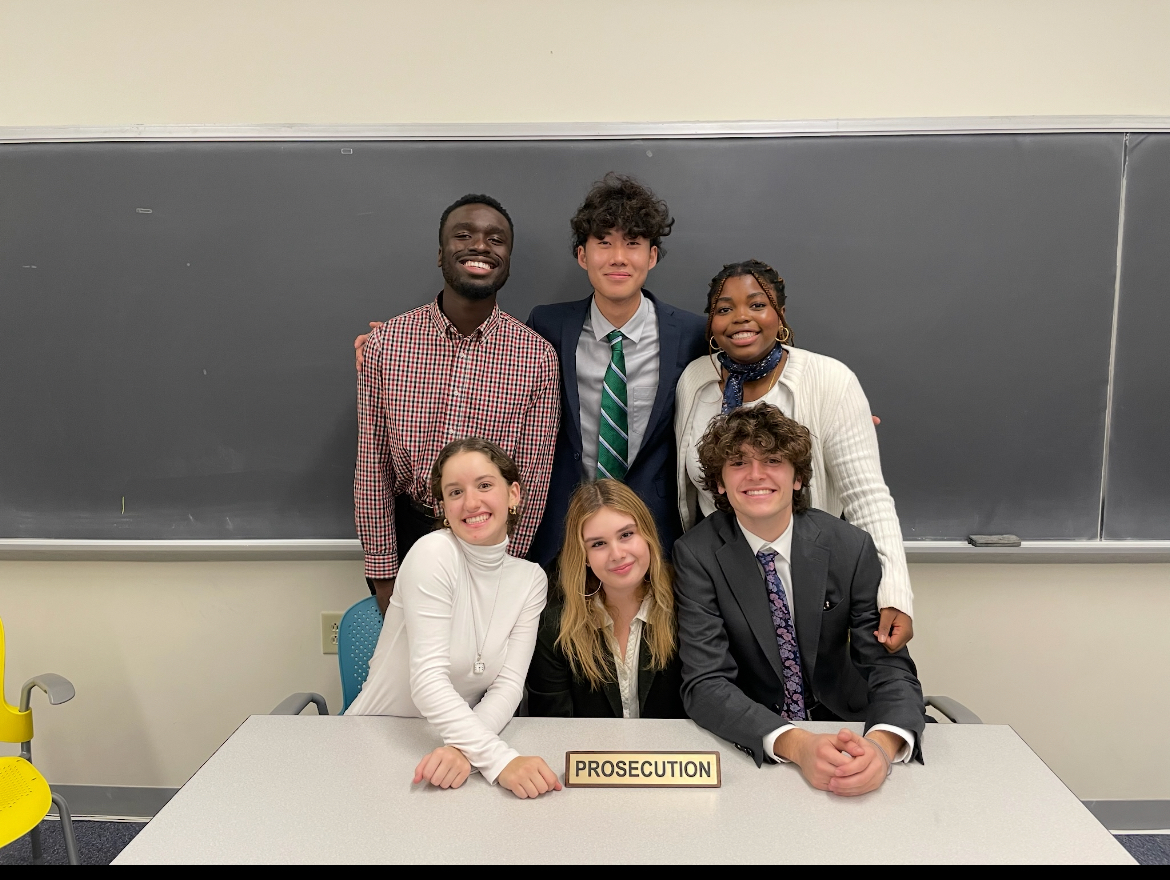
[365, 494, 439, 594]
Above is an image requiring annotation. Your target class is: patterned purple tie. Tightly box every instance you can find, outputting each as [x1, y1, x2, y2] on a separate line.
[756, 549, 807, 722]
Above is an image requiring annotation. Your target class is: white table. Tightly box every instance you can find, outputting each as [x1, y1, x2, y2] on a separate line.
[114, 716, 1134, 864]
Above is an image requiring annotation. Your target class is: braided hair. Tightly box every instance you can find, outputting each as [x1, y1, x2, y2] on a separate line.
[703, 259, 792, 348]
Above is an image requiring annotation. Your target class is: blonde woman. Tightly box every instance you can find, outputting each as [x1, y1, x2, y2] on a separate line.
[526, 480, 685, 719]
[346, 437, 562, 800]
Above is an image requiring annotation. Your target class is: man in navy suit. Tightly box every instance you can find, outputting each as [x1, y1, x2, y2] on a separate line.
[526, 174, 707, 565]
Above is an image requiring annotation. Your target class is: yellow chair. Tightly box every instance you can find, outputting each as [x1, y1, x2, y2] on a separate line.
[0, 615, 79, 864]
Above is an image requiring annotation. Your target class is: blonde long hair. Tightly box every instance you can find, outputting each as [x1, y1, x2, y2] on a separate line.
[556, 480, 677, 689]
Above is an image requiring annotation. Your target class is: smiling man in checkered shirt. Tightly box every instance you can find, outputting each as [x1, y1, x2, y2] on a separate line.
[355, 194, 560, 614]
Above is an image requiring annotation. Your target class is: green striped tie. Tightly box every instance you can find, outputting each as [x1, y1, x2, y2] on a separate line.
[597, 330, 629, 481]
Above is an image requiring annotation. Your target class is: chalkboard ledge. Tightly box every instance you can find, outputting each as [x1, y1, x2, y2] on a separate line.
[903, 541, 1170, 564]
[0, 539, 1169, 563]
[0, 539, 362, 562]
[5, 117, 1170, 145]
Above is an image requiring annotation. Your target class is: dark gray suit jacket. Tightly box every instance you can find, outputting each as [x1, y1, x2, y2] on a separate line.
[673, 508, 925, 766]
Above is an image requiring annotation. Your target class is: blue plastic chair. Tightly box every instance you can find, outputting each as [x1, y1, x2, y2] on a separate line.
[337, 597, 384, 712]
[271, 596, 384, 717]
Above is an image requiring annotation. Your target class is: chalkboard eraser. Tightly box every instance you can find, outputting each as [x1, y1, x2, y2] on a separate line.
[967, 534, 1022, 547]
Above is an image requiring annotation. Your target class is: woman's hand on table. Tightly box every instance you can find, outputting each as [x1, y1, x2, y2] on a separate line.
[498, 756, 563, 799]
[413, 746, 471, 789]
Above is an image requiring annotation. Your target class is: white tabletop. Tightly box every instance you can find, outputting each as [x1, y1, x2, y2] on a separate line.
[114, 716, 1133, 864]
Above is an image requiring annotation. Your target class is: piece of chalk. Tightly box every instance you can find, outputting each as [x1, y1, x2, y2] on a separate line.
[967, 534, 1021, 547]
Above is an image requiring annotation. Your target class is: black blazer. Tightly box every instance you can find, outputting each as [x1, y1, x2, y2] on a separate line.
[526, 291, 707, 566]
[672, 508, 925, 765]
[526, 599, 686, 719]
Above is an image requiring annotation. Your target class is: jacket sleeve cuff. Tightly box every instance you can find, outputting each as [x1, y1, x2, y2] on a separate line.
[364, 554, 399, 581]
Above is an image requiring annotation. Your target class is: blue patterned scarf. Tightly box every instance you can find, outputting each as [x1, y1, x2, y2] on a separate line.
[719, 343, 785, 414]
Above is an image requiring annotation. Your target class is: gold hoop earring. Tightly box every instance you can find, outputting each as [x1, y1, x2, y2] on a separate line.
[509, 505, 518, 516]
[442, 517, 450, 528]
[583, 577, 602, 599]
[708, 337, 722, 354]
[777, 325, 791, 344]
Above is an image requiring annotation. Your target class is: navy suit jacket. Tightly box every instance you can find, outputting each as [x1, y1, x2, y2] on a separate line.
[526, 290, 707, 565]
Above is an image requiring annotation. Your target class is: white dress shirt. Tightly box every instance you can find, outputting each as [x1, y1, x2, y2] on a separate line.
[577, 293, 660, 479]
[597, 593, 653, 719]
[345, 530, 548, 784]
[736, 519, 915, 764]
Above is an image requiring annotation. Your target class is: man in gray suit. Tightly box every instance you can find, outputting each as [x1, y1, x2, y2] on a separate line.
[673, 404, 925, 796]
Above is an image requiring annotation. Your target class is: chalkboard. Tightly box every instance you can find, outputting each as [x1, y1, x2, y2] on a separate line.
[0, 134, 1136, 540]
[1103, 133, 1170, 540]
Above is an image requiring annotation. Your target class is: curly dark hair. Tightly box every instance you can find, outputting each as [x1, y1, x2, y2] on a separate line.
[704, 259, 793, 348]
[569, 173, 674, 258]
[438, 193, 514, 243]
[429, 436, 524, 536]
[696, 404, 813, 514]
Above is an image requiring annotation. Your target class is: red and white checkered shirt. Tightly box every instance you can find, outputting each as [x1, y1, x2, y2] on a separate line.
[355, 297, 560, 579]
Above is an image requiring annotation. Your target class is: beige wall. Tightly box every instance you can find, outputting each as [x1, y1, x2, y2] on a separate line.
[2, 0, 1170, 127]
[2, 0, 1169, 802]
[3, 560, 1169, 799]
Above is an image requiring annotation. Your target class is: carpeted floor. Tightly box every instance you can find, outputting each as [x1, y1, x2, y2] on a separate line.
[3, 820, 1169, 864]
[0, 819, 146, 865]
[1117, 834, 1170, 865]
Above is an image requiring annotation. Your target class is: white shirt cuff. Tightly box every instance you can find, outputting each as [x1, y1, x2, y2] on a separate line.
[766, 724, 915, 764]
[867, 724, 915, 762]
[763, 724, 796, 762]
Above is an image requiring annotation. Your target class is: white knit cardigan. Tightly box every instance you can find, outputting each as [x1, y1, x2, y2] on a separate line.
[674, 346, 914, 617]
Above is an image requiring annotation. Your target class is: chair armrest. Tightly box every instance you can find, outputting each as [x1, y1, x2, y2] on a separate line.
[20, 674, 76, 712]
[925, 695, 982, 724]
[271, 693, 329, 716]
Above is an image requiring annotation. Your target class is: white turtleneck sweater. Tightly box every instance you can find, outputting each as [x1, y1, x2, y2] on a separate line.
[345, 529, 548, 784]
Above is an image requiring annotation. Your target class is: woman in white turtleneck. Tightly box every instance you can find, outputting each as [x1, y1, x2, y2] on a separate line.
[346, 437, 561, 800]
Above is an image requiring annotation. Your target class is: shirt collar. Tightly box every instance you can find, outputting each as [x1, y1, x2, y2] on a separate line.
[589, 291, 653, 344]
[738, 515, 794, 564]
[428, 294, 502, 343]
[596, 592, 654, 629]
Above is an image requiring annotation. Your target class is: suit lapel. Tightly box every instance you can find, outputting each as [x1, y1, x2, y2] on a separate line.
[601, 654, 624, 717]
[637, 650, 655, 715]
[790, 513, 828, 685]
[715, 518, 787, 684]
[559, 297, 591, 452]
[640, 291, 680, 456]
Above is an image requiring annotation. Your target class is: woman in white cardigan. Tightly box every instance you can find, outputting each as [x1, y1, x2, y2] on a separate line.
[675, 259, 915, 651]
[346, 437, 561, 799]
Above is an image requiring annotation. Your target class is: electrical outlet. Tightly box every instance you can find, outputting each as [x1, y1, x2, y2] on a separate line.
[321, 612, 343, 654]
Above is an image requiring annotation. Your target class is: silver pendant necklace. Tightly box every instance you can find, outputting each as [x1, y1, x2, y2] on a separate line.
[471, 569, 503, 675]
